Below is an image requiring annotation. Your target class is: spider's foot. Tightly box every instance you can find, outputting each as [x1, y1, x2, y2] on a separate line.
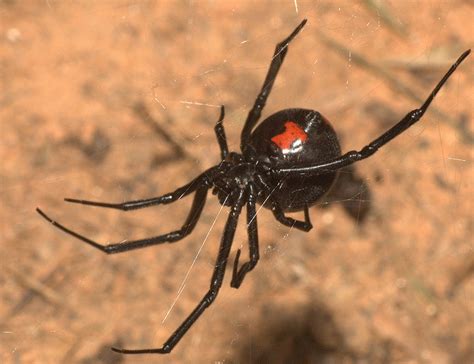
[64, 197, 120, 209]
[111, 344, 171, 355]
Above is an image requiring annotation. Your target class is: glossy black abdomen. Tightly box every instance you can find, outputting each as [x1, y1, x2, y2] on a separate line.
[249, 108, 341, 211]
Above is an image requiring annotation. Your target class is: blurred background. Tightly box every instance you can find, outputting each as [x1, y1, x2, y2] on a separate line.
[1, 1, 472, 363]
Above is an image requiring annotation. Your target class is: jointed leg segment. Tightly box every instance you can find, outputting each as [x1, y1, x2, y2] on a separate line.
[214, 105, 229, 160]
[231, 184, 260, 288]
[272, 202, 313, 232]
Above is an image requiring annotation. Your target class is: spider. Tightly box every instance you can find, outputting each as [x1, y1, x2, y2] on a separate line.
[37, 19, 470, 354]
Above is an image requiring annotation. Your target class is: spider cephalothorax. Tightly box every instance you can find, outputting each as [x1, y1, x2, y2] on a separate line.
[210, 154, 257, 206]
[37, 19, 470, 354]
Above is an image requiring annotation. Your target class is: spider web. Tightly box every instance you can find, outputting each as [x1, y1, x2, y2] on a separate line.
[2, 1, 472, 363]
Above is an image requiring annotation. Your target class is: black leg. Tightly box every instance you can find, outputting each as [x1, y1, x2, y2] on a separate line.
[254, 177, 312, 231]
[112, 189, 246, 354]
[240, 19, 307, 155]
[231, 184, 259, 288]
[63, 168, 214, 211]
[214, 105, 229, 160]
[272, 201, 312, 232]
[274, 49, 471, 177]
[36, 186, 208, 254]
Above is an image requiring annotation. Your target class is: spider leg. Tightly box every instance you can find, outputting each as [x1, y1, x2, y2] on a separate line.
[62, 168, 213, 211]
[240, 19, 307, 155]
[214, 105, 229, 160]
[274, 49, 471, 177]
[231, 184, 259, 289]
[271, 201, 313, 232]
[112, 189, 246, 354]
[36, 186, 208, 254]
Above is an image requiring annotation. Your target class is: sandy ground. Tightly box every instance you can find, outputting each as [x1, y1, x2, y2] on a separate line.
[1, 1, 473, 363]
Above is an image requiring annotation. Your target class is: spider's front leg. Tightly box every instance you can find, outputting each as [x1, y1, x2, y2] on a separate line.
[271, 201, 313, 232]
[240, 19, 307, 154]
[112, 189, 247, 354]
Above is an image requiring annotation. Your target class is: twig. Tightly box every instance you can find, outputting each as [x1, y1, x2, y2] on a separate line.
[1, 262, 76, 325]
[133, 102, 191, 161]
[445, 253, 474, 297]
[5, 265, 65, 307]
[363, 0, 407, 38]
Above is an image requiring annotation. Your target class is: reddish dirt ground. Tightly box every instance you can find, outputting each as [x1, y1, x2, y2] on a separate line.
[1, 1, 473, 363]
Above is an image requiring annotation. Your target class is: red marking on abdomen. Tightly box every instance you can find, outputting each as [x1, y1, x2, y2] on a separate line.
[271, 121, 308, 150]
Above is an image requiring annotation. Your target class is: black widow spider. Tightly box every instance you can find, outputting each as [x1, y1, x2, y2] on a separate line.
[37, 20, 470, 354]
